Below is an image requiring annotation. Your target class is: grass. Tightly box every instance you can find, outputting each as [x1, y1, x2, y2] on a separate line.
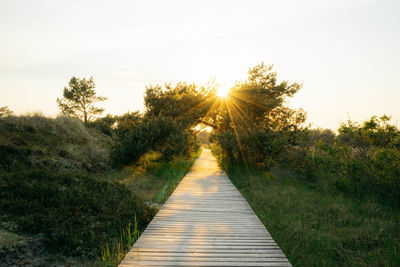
[100, 215, 140, 266]
[0, 229, 26, 255]
[101, 149, 201, 204]
[221, 161, 400, 266]
[96, 149, 201, 266]
[0, 114, 112, 173]
[0, 170, 155, 257]
[0, 113, 201, 266]
[0, 151, 200, 266]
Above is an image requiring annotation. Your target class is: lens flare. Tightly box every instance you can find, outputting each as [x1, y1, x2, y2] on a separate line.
[217, 86, 230, 98]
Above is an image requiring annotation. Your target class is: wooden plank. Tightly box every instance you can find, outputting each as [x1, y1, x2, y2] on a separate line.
[120, 262, 292, 267]
[119, 149, 291, 266]
[123, 252, 286, 257]
[122, 255, 287, 263]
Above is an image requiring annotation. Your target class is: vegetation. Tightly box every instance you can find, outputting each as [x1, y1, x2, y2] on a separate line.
[0, 106, 13, 117]
[0, 81, 202, 265]
[0, 170, 155, 256]
[2, 64, 399, 266]
[57, 77, 107, 124]
[209, 63, 400, 265]
[209, 63, 400, 204]
[209, 63, 306, 169]
[291, 115, 400, 204]
[103, 150, 201, 204]
[101, 217, 139, 266]
[218, 161, 400, 266]
[0, 114, 112, 173]
[112, 82, 212, 165]
[99, 150, 199, 265]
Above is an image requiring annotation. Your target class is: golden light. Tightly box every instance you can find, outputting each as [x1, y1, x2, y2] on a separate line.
[216, 86, 230, 98]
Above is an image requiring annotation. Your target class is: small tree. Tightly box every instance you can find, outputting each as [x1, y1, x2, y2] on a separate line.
[57, 77, 107, 124]
[0, 106, 13, 117]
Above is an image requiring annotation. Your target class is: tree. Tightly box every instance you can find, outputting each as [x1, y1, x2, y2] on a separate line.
[0, 106, 13, 117]
[144, 82, 214, 128]
[209, 63, 307, 166]
[57, 77, 107, 124]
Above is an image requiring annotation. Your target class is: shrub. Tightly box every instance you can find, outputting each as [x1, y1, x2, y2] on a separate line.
[113, 114, 199, 165]
[87, 114, 117, 136]
[281, 116, 400, 204]
[0, 170, 155, 256]
[0, 115, 111, 173]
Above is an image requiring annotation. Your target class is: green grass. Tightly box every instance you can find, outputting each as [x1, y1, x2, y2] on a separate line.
[101, 149, 201, 204]
[0, 114, 201, 266]
[0, 170, 156, 257]
[221, 161, 400, 266]
[0, 229, 26, 255]
[100, 215, 140, 266]
[96, 149, 200, 266]
[0, 114, 112, 173]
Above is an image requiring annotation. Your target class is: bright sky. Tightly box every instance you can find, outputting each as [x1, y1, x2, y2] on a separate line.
[1, 0, 399, 129]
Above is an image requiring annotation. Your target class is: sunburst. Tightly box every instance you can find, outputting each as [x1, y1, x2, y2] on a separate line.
[216, 86, 230, 98]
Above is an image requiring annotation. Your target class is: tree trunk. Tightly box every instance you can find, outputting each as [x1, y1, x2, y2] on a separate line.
[83, 108, 87, 125]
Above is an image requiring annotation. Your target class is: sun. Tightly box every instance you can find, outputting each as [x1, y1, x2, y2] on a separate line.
[217, 86, 230, 98]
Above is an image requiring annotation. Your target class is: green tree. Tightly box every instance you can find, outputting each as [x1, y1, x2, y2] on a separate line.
[0, 106, 13, 117]
[144, 82, 214, 128]
[112, 83, 215, 165]
[210, 63, 306, 167]
[57, 77, 107, 124]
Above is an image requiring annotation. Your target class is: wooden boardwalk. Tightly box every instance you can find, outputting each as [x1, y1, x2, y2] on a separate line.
[120, 149, 291, 266]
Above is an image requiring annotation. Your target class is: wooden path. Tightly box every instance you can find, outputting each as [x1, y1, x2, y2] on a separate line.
[120, 149, 291, 266]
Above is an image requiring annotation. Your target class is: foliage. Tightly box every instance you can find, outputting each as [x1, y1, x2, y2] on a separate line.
[87, 114, 118, 136]
[101, 216, 139, 266]
[0, 114, 111, 173]
[98, 150, 200, 265]
[220, 160, 400, 266]
[0, 111, 199, 263]
[0, 170, 155, 256]
[144, 82, 213, 128]
[198, 130, 211, 145]
[280, 115, 400, 204]
[337, 115, 400, 149]
[208, 64, 400, 204]
[112, 83, 209, 165]
[210, 63, 306, 168]
[0, 106, 13, 117]
[0, 229, 26, 256]
[57, 77, 107, 124]
[105, 150, 201, 204]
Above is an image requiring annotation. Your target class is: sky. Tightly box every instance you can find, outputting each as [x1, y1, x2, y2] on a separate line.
[1, 0, 399, 129]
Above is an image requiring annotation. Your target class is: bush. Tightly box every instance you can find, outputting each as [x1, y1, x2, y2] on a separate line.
[0, 170, 155, 256]
[281, 116, 400, 204]
[113, 114, 199, 165]
[87, 114, 117, 136]
[213, 114, 400, 204]
[0, 115, 111, 173]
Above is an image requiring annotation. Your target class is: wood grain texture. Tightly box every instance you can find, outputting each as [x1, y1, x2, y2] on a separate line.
[119, 149, 291, 266]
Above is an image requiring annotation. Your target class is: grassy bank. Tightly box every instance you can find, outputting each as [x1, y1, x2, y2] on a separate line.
[98, 150, 200, 265]
[220, 160, 400, 266]
[0, 114, 200, 266]
[101, 149, 201, 205]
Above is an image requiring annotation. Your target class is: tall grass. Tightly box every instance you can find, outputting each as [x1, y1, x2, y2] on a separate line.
[101, 215, 139, 267]
[0, 170, 155, 257]
[219, 158, 400, 266]
[97, 149, 201, 265]
[0, 114, 111, 173]
[102, 149, 201, 204]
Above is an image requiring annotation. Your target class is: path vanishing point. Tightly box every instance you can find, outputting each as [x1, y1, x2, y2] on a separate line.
[119, 149, 291, 266]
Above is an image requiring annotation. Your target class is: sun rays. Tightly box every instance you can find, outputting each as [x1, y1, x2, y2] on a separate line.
[216, 86, 230, 98]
